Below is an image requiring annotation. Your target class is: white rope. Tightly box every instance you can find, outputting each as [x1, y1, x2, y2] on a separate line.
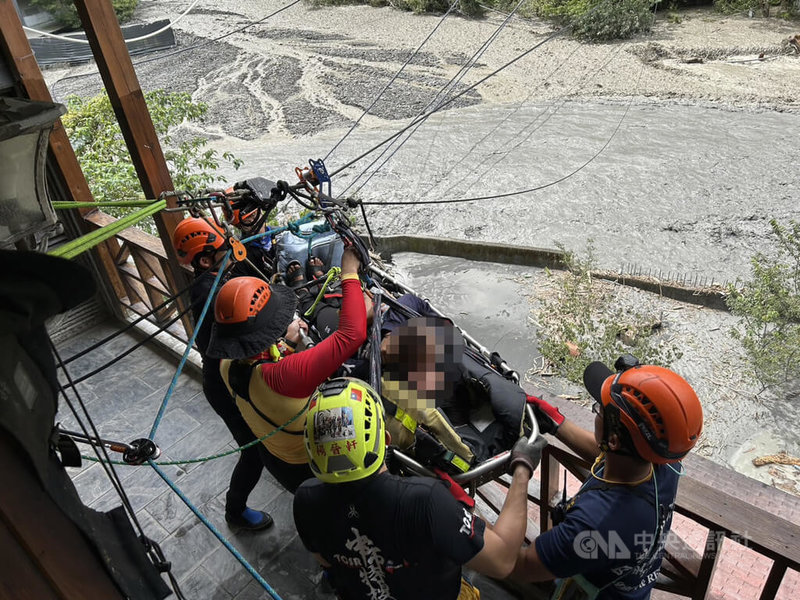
[22, 0, 202, 45]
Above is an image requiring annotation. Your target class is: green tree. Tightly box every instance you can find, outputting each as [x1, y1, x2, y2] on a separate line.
[727, 220, 800, 392]
[62, 90, 241, 232]
[30, 0, 139, 30]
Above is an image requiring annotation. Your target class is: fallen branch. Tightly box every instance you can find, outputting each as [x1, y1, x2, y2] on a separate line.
[752, 451, 800, 467]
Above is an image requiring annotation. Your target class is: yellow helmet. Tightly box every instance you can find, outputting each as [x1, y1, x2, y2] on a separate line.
[304, 378, 386, 484]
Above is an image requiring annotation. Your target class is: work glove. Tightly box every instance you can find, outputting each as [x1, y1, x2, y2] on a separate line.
[509, 436, 548, 477]
[526, 394, 565, 435]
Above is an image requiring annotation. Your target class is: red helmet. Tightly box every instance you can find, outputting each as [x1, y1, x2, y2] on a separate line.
[586, 361, 703, 464]
[172, 218, 226, 265]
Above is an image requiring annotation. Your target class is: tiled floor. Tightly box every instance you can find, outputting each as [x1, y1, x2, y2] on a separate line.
[56, 319, 800, 600]
[56, 319, 334, 600]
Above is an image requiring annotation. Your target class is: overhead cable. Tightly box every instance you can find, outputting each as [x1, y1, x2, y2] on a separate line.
[23, 0, 203, 45]
[324, 0, 461, 163]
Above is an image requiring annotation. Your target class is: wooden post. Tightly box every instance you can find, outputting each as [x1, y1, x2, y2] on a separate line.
[71, 0, 193, 330]
[0, 0, 127, 308]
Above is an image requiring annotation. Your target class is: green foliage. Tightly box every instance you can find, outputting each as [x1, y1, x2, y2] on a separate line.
[535, 243, 682, 384]
[713, 0, 758, 14]
[726, 220, 800, 392]
[62, 90, 241, 233]
[529, 0, 655, 41]
[30, 0, 138, 29]
[308, 0, 486, 17]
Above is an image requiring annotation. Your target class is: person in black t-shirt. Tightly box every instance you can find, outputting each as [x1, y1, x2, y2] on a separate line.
[293, 378, 546, 600]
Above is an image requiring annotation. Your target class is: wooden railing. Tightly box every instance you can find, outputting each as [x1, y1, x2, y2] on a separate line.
[83, 210, 192, 345]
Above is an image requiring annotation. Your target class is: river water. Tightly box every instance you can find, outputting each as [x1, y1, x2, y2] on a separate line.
[207, 100, 799, 285]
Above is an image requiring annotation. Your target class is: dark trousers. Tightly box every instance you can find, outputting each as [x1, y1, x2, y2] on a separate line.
[255, 443, 314, 494]
[202, 360, 264, 516]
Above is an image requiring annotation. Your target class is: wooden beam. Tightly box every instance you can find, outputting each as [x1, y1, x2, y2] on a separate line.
[759, 559, 787, 600]
[693, 530, 723, 600]
[71, 0, 192, 312]
[0, 0, 127, 307]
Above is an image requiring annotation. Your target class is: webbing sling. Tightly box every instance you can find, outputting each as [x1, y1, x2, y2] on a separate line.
[228, 360, 304, 436]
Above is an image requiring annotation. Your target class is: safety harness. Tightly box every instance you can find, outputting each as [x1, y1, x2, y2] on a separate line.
[227, 356, 305, 436]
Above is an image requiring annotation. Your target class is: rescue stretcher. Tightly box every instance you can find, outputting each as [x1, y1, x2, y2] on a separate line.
[174, 161, 540, 495]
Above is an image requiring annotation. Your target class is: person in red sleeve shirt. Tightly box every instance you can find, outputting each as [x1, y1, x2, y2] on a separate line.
[206, 247, 366, 494]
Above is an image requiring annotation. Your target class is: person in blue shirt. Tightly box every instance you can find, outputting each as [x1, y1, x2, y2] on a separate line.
[515, 355, 704, 599]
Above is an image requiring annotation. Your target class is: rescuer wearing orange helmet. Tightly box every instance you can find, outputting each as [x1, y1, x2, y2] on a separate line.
[512, 355, 704, 599]
[206, 246, 366, 495]
[172, 217, 272, 532]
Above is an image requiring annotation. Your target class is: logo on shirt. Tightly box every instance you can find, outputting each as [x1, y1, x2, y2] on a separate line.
[458, 507, 474, 538]
[335, 527, 391, 600]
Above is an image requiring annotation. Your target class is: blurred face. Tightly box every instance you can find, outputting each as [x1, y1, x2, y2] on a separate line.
[381, 320, 461, 410]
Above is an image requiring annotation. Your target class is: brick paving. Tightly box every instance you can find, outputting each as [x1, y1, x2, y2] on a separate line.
[57, 319, 800, 599]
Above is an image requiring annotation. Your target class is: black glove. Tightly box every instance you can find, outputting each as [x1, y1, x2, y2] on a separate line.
[509, 436, 548, 477]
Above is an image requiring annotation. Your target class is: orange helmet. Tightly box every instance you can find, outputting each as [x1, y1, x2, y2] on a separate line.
[207, 277, 297, 359]
[584, 358, 703, 464]
[172, 217, 226, 265]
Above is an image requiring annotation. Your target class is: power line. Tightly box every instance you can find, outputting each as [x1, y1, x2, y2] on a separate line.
[23, 0, 203, 44]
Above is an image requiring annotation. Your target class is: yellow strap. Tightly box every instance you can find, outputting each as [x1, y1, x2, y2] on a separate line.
[395, 407, 418, 433]
[340, 273, 360, 282]
[458, 578, 480, 600]
[449, 454, 470, 473]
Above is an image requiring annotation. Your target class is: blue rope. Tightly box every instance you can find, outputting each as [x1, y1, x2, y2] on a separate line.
[149, 461, 283, 600]
[148, 250, 232, 438]
[241, 213, 317, 245]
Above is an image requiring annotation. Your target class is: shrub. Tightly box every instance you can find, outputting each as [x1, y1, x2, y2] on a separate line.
[534, 243, 682, 384]
[529, 0, 655, 41]
[30, 0, 139, 30]
[62, 90, 241, 233]
[726, 220, 800, 393]
[309, 0, 486, 17]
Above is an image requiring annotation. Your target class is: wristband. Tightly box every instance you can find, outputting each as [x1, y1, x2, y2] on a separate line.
[341, 273, 360, 282]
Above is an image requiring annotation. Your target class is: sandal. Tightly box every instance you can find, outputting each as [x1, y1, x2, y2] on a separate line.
[285, 260, 306, 288]
[307, 255, 326, 280]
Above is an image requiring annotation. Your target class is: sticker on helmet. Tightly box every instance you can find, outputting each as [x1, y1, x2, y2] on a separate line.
[314, 406, 355, 442]
[350, 388, 362, 402]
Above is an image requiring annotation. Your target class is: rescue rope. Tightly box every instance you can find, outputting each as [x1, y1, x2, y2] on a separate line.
[340, 0, 528, 198]
[323, 0, 461, 163]
[360, 82, 640, 206]
[328, 25, 569, 181]
[61, 303, 194, 388]
[445, 42, 626, 201]
[49, 199, 167, 259]
[303, 267, 342, 319]
[148, 250, 231, 438]
[52, 200, 164, 209]
[81, 396, 310, 467]
[150, 462, 283, 600]
[51, 0, 302, 102]
[52, 342, 149, 541]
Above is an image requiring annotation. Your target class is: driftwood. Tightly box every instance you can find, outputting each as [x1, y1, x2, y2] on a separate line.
[752, 451, 800, 467]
